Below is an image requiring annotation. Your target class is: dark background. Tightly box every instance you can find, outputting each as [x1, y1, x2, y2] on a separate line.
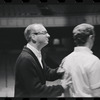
[0, 0, 100, 97]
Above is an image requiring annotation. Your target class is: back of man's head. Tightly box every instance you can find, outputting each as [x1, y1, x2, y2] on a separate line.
[73, 23, 95, 46]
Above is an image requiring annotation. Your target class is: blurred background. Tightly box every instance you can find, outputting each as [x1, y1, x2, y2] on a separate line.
[0, 0, 100, 97]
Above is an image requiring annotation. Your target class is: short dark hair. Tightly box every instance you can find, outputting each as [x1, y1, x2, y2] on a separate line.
[73, 23, 95, 46]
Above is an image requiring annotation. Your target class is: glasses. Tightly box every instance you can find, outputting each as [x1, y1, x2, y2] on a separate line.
[34, 31, 48, 35]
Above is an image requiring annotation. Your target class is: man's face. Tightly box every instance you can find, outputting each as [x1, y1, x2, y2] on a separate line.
[34, 25, 50, 46]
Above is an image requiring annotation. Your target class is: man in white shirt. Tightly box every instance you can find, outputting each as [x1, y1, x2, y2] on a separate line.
[14, 23, 71, 97]
[59, 23, 100, 97]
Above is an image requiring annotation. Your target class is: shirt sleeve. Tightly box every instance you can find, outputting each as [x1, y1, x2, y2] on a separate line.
[88, 59, 100, 89]
[60, 57, 70, 73]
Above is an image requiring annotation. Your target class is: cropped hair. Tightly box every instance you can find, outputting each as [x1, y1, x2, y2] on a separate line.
[73, 23, 95, 46]
[24, 23, 43, 42]
[24, 24, 34, 42]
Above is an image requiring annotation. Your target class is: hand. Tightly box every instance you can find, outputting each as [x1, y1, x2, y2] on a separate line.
[57, 66, 66, 79]
[57, 60, 66, 75]
[57, 66, 65, 73]
[61, 75, 72, 89]
[63, 71, 71, 79]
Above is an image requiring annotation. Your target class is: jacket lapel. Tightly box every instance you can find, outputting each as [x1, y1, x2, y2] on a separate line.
[23, 46, 46, 83]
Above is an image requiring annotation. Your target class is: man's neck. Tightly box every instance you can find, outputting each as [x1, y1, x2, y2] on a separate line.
[85, 42, 92, 50]
[28, 42, 42, 51]
[77, 41, 92, 50]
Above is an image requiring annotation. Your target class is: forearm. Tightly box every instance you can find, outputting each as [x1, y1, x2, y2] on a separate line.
[45, 67, 63, 81]
[32, 82, 64, 97]
[18, 64, 64, 97]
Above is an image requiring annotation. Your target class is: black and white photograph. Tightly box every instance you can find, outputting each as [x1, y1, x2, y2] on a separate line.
[0, 0, 100, 98]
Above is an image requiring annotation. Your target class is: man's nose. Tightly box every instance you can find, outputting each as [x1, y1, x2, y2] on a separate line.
[47, 33, 50, 37]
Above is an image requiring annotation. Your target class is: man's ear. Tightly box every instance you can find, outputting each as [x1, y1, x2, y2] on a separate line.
[30, 33, 34, 38]
[89, 35, 94, 40]
[31, 34, 36, 43]
[89, 35, 95, 44]
[91, 35, 95, 40]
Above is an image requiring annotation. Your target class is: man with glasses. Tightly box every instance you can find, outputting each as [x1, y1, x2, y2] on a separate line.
[14, 23, 71, 97]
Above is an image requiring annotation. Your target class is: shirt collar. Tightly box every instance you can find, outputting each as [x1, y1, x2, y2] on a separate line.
[26, 43, 42, 58]
[74, 46, 93, 54]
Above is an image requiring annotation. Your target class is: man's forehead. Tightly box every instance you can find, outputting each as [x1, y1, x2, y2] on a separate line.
[33, 24, 46, 32]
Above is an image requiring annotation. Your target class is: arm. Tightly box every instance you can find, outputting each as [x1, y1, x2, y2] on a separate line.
[43, 60, 64, 81]
[88, 59, 100, 97]
[41, 51, 64, 81]
[16, 57, 64, 97]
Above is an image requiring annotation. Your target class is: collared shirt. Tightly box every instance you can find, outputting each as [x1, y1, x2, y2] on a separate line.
[26, 43, 43, 68]
[61, 46, 100, 97]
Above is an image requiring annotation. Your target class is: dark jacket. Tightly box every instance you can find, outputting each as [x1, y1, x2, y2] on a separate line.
[14, 46, 64, 97]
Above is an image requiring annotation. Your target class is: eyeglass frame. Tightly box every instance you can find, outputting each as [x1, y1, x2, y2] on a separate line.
[33, 31, 48, 35]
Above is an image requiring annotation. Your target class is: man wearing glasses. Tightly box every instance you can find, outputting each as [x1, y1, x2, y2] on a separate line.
[14, 23, 71, 97]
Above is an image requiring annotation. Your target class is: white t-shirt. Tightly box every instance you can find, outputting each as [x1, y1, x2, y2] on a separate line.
[61, 46, 100, 97]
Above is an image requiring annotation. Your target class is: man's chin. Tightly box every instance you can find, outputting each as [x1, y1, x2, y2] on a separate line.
[45, 41, 49, 45]
[42, 42, 48, 47]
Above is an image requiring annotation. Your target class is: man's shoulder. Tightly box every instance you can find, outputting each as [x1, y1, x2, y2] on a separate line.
[17, 50, 34, 62]
[91, 54, 100, 62]
[62, 51, 100, 64]
[63, 52, 75, 59]
[61, 52, 74, 63]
